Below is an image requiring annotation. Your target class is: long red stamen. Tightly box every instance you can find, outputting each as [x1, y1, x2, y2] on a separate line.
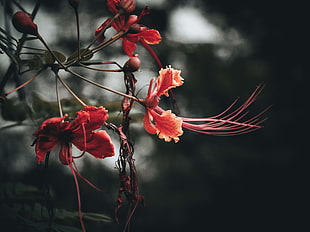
[72, 161, 105, 192]
[181, 84, 269, 136]
[69, 161, 86, 232]
[139, 39, 162, 68]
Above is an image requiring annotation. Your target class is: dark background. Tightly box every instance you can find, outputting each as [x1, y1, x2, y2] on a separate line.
[1, 0, 308, 231]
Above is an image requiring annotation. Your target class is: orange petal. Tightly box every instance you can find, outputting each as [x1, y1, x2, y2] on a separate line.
[143, 110, 157, 135]
[155, 67, 184, 97]
[149, 109, 183, 142]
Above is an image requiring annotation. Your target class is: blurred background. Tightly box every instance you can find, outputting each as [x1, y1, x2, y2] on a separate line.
[1, 0, 308, 231]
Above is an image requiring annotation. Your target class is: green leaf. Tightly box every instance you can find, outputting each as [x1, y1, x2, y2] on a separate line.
[83, 212, 113, 223]
[44, 50, 66, 64]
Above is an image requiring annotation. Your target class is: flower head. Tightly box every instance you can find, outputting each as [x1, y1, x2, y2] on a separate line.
[143, 67, 184, 142]
[106, 0, 136, 15]
[33, 106, 114, 164]
[95, 6, 161, 57]
[142, 67, 267, 142]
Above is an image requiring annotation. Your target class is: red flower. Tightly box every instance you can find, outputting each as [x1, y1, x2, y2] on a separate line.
[95, 6, 161, 57]
[143, 67, 267, 142]
[106, 0, 136, 15]
[33, 106, 115, 164]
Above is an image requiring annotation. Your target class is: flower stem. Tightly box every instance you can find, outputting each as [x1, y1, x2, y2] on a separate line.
[54, 72, 87, 107]
[91, 30, 126, 54]
[74, 8, 81, 60]
[55, 75, 64, 117]
[38, 34, 140, 103]
[4, 68, 44, 96]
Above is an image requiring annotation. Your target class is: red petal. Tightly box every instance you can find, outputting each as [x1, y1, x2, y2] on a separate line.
[138, 29, 161, 44]
[71, 106, 109, 133]
[33, 116, 68, 164]
[111, 16, 125, 31]
[122, 38, 137, 56]
[106, 0, 120, 15]
[73, 130, 115, 159]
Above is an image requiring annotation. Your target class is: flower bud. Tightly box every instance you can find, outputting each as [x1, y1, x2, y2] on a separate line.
[123, 15, 138, 31]
[12, 11, 38, 36]
[119, 0, 136, 14]
[123, 55, 141, 72]
[68, 0, 80, 9]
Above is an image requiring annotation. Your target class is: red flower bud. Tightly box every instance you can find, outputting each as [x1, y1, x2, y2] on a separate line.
[12, 11, 38, 36]
[123, 55, 141, 72]
[123, 15, 138, 31]
[119, 0, 136, 14]
[68, 0, 80, 9]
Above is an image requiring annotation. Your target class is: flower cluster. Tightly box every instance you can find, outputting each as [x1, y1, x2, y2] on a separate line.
[0, 0, 269, 231]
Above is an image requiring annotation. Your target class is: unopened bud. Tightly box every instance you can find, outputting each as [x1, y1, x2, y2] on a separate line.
[123, 55, 141, 72]
[123, 15, 138, 31]
[68, 0, 80, 9]
[119, 0, 136, 14]
[12, 11, 38, 36]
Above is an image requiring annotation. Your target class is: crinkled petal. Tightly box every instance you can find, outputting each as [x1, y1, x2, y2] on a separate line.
[73, 130, 115, 159]
[138, 29, 161, 44]
[35, 137, 59, 164]
[122, 38, 137, 56]
[155, 67, 184, 97]
[148, 109, 183, 142]
[143, 110, 157, 134]
[71, 106, 108, 133]
[33, 116, 68, 164]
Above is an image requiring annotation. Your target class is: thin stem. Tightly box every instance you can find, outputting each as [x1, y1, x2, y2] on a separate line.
[38, 34, 140, 103]
[84, 11, 121, 53]
[38, 35, 68, 70]
[91, 31, 125, 54]
[67, 68, 140, 102]
[74, 8, 81, 60]
[55, 73, 87, 107]
[79, 61, 122, 69]
[79, 63, 122, 72]
[55, 75, 64, 117]
[4, 68, 44, 96]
